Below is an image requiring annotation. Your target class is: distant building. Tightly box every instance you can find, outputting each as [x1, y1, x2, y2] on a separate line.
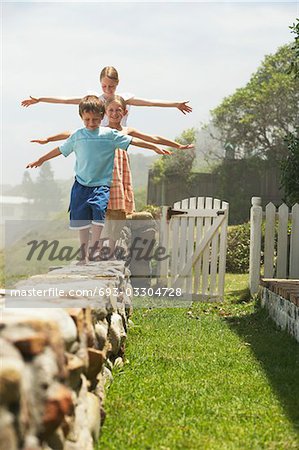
[1, 195, 34, 224]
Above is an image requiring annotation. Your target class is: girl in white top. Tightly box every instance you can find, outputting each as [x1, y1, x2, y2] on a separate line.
[21, 66, 192, 125]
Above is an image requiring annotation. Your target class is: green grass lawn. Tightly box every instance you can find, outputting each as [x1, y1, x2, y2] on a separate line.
[98, 274, 299, 450]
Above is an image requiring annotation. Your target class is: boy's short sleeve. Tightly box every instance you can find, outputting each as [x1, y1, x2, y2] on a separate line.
[59, 133, 76, 157]
[112, 130, 132, 151]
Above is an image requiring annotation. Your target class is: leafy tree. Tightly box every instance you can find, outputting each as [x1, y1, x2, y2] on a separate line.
[151, 128, 196, 181]
[288, 19, 299, 78]
[280, 132, 299, 205]
[175, 128, 197, 146]
[211, 44, 299, 162]
[280, 19, 299, 206]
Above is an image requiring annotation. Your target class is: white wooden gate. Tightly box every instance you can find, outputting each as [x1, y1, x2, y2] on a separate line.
[249, 197, 299, 295]
[158, 197, 229, 301]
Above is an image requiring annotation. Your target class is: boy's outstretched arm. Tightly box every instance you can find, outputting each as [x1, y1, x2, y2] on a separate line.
[26, 148, 62, 168]
[21, 96, 82, 107]
[130, 138, 172, 155]
[126, 98, 192, 114]
[31, 131, 71, 145]
[128, 128, 195, 149]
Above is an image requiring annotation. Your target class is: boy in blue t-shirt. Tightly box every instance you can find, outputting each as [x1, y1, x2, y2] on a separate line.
[26, 95, 171, 263]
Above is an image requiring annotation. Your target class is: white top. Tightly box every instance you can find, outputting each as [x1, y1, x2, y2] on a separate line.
[98, 92, 134, 127]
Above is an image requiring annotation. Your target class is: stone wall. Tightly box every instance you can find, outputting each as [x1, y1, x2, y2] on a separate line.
[0, 261, 132, 450]
[261, 279, 299, 343]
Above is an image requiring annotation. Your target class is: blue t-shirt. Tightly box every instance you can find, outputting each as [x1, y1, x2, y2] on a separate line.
[59, 127, 132, 187]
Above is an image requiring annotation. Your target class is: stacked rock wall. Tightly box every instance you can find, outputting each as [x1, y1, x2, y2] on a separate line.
[0, 261, 132, 450]
[261, 279, 299, 343]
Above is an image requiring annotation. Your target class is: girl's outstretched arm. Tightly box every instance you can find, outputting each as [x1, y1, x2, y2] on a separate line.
[21, 96, 82, 107]
[126, 98, 192, 114]
[26, 148, 62, 168]
[31, 131, 72, 145]
[128, 128, 195, 149]
[130, 138, 172, 155]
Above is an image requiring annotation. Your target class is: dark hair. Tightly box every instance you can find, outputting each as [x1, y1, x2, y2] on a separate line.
[79, 95, 105, 118]
[100, 66, 119, 83]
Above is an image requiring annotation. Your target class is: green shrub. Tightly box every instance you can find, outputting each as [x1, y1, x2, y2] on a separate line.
[140, 205, 161, 219]
[226, 222, 250, 273]
[134, 187, 147, 211]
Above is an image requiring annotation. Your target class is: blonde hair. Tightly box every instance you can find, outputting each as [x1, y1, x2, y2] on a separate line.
[105, 95, 126, 111]
[79, 95, 105, 118]
[100, 66, 119, 83]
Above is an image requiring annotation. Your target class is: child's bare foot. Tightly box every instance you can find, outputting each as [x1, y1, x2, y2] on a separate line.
[87, 251, 101, 262]
[75, 257, 88, 265]
[89, 247, 113, 261]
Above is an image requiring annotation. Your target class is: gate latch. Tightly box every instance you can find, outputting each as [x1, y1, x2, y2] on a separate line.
[167, 207, 188, 221]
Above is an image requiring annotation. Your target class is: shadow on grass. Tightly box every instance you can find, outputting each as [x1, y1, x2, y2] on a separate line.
[226, 287, 252, 303]
[225, 303, 299, 432]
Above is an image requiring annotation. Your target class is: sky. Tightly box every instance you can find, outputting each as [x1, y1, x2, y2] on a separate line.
[2, 1, 298, 186]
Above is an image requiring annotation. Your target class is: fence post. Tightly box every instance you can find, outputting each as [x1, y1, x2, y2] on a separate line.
[249, 197, 263, 295]
[157, 205, 169, 287]
[264, 202, 276, 278]
[289, 203, 299, 278]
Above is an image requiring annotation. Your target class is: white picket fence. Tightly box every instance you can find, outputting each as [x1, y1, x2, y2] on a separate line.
[249, 197, 299, 295]
[158, 197, 229, 301]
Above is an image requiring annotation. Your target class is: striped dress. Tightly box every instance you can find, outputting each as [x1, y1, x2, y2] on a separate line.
[107, 149, 135, 214]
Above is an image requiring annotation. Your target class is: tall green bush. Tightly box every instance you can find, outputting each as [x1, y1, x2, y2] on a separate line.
[226, 223, 251, 273]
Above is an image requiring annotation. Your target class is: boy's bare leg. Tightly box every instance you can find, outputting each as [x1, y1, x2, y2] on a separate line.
[108, 238, 117, 259]
[89, 224, 103, 260]
[78, 228, 90, 264]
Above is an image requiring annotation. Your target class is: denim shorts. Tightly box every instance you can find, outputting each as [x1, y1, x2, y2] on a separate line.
[69, 180, 110, 229]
